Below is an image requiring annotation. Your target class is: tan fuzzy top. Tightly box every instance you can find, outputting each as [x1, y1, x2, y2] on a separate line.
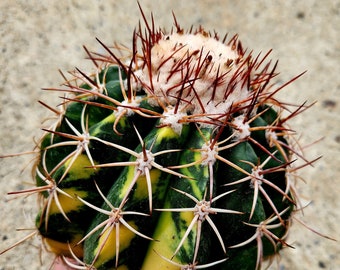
[138, 32, 251, 119]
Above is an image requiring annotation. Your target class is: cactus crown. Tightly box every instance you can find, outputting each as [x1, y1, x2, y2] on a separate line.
[1, 5, 328, 270]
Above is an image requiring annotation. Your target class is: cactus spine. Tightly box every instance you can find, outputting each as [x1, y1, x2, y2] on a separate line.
[1, 8, 322, 270]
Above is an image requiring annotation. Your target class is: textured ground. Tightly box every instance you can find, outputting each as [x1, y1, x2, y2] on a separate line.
[0, 1, 339, 269]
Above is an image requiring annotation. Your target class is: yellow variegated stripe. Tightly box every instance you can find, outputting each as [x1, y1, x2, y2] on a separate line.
[44, 234, 83, 258]
[179, 211, 197, 253]
[64, 154, 97, 180]
[133, 169, 162, 200]
[49, 188, 88, 215]
[90, 113, 114, 135]
[142, 209, 196, 269]
[141, 211, 181, 270]
[118, 165, 140, 201]
[117, 167, 162, 203]
[156, 126, 180, 143]
[93, 221, 138, 268]
[90, 112, 129, 137]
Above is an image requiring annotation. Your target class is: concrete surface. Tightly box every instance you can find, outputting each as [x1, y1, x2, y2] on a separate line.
[0, 1, 339, 269]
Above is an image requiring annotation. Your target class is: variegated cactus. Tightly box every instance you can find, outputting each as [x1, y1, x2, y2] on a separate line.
[1, 7, 327, 270]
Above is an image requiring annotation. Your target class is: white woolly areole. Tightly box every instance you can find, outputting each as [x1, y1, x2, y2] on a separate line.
[250, 167, 263, 188]
[160, 106, 187, 135]
[232, 114, 251, 140]
[114, 96, 142, 117]
[139, 32, 250, 119]
[201, 143, 218, 166]
[265, 129, 278, 147]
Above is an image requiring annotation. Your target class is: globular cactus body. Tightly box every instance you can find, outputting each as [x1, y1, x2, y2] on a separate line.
[3, 10, 315, 270]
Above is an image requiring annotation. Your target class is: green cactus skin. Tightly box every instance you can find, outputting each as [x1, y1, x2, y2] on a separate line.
[1, 9, 322, 270]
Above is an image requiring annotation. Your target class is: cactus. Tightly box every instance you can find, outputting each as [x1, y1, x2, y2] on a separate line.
[1, 7, 327, 270]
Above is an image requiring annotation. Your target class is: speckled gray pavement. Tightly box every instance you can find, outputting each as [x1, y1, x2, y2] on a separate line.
[0, 1, 339, 269]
